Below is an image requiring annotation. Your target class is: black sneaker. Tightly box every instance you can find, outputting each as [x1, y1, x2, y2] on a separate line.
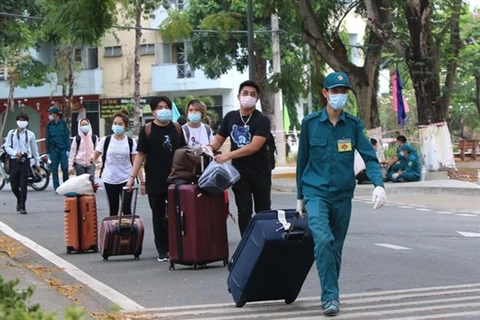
[19, 209, 27, 215]
[16, 203, 21, 212]
[157, 252, 169, 262]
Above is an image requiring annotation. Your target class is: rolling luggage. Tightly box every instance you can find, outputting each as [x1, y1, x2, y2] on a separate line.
[167, 183, 229, 270]
[227, 209, 315, 308]
[64, 195, 98, 254]
[99, 186, 145, 261]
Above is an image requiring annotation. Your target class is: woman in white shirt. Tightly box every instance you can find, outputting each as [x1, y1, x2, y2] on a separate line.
[182, 100, 214, 147]
[89, 111, 144, 216]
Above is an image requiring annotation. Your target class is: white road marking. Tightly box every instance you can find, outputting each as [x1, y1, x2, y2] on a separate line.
[0, 221, 145, 312]
[436, 211, 453, 214]
[416, 208, 433, 212]
[456, 213, 477, 217]
[122, 283, 480, 319]
[374, 243, 411, 250]
[397, 206, 413, 209]
[457, 231, 480, 238]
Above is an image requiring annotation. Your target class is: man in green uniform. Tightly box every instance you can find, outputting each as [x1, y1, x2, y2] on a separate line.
[389, 144, 421, 182]
[45, 106, 70, 190]
[296, 72, 387, 316]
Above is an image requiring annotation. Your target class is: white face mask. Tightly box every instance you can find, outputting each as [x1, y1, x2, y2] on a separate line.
[239, 96, 257, 109]
[48, 115, 54, 121]
[17, 121, 28, 129]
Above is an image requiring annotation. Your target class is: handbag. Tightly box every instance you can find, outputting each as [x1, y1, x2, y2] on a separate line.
[167, 146, 209, 183]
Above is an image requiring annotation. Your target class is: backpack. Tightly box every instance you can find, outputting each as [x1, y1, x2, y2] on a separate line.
[75, 134, 98, 156]
[267, 132, 277, 170]
[99, 135, 133, 178]
[182, 124, 212, 145]
[144, 121, 182, 139]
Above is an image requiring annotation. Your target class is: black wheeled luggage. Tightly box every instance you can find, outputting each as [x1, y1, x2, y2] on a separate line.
[227, 209, 314, 307]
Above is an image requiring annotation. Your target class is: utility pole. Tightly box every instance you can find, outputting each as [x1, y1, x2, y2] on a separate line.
[247, 0, 255, 80]
[271, 12, 286, 167]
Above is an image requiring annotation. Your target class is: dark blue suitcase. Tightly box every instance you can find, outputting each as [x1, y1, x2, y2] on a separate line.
[227, 209, 315, 307]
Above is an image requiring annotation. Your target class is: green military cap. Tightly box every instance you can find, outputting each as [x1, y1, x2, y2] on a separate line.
[323, 72, 352, 90]
[47, 106, 59, 114]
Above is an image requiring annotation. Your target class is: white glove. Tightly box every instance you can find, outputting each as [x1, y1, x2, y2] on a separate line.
[391, 173, 399, 179]
[372, 186, 387, 210]
[296, 200, 306, 218]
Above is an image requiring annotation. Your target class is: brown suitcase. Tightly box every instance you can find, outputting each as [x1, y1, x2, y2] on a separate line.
[98, 187, 144, 261]
[64, 195, 98, 254]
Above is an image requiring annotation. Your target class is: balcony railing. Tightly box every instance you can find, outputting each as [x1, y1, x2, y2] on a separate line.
[177, 64, 195, 79]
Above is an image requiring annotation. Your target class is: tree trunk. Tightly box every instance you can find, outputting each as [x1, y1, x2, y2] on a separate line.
[132, 2, 142, 135]
[475, 74, 480, 118]
[440, 2, 462, 118]
[405, 1, 444, 125]
[254, 44, 274, 122]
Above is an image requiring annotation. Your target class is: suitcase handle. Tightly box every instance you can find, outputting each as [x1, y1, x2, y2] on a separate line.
[118, 186, 139, 231]
[283, 211, 309, 242]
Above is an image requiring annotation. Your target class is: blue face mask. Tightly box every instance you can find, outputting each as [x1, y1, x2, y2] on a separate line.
[156, 109, 172, 122]
[80, 125, 90, 134]
[328, 94, 348, 110]
[112, 125, 125, 135]
[188, 113, 202, 124]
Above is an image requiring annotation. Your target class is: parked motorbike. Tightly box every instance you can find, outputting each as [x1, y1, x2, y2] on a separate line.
[0, 149, 51, 191]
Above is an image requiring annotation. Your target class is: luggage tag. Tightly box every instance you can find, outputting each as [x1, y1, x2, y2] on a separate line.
[275, 210, 291, 232]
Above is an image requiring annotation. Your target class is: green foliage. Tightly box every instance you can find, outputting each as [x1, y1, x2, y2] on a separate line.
[42, 0, 118, 45]
[172, 95, 219, 126]
[0, 275, 56, 320]
[16, 56, 53, 88]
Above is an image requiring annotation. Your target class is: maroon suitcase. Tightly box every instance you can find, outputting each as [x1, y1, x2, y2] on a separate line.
[167, 183, 229, 270]
[99, 187, 145, 261]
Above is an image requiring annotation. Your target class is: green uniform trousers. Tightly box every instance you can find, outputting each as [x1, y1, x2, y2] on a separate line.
[304, 195, 352, 302]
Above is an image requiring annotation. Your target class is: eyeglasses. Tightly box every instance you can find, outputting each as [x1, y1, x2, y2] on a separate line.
[163, 135, 172, 151]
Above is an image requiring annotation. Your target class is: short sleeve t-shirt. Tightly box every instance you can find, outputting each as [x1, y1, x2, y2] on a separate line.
[136, 121, 185, 193]
[217, 109, 271, 175]
[96, 136, 137, 185]
[183, 123, 214, 147]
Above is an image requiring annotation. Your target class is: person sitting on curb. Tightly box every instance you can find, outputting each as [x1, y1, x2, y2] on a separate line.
[388, 144, 421, 182]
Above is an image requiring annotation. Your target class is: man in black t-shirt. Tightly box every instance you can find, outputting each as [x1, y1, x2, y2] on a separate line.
[208, 80, 272, 236]
[127, 96, 185, 262]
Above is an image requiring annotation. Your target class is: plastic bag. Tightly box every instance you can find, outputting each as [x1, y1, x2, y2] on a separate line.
[198, 160, 240, 196]
[56, 174, 95, 196]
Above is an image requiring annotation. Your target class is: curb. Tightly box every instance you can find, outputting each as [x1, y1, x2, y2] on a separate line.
[272, 181, 480, 197]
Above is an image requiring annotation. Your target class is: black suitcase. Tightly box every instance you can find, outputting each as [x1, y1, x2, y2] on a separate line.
[227, 209, 315, 307]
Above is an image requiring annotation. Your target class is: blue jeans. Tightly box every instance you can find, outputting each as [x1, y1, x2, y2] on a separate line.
[74, 163, 95, 183]
[50, 149, 69, 190]
[304, 195, 352, 302]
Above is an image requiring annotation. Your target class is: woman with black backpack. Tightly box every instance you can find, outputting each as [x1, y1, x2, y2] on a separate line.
[68, 118, 98, 182]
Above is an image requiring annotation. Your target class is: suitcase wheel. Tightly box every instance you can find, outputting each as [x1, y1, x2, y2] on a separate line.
[223, 259, 228, 267]
[193, 264, 198, 270]
[134, 255, 140, 260]
[103, 256, 109, 261]
[285, 298, 295, 305]
[169, 262, 175, 270]
[235, 295, 247, 308]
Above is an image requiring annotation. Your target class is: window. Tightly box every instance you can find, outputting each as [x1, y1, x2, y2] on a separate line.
[162, 43, 171, 63]
[74, 48, 82, 63]
[139, 44, 155, 56]
[0, 64, 6, 81]
[86, 47, 98, 69]
[177, 0, 185, 10]
[104, 46, 122, 57]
